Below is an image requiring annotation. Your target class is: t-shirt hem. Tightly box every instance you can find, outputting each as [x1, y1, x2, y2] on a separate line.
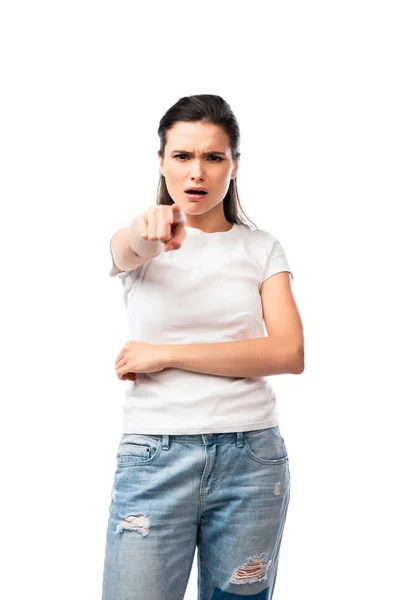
[122, 417, 279, 435]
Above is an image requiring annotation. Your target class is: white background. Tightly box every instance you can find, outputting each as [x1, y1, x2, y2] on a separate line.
[1, 1, 399, 598]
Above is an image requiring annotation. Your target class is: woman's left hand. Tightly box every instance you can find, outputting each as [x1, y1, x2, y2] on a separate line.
[115, 340, 167, 380]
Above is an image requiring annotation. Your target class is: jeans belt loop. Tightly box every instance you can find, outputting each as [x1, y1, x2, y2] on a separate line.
[236, 432, 244, 447]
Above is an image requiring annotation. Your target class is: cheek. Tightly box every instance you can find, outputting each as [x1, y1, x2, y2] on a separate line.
[167, 166, 183, 183]
[215, 171, 233, 191]
[217, 165, 233, 182]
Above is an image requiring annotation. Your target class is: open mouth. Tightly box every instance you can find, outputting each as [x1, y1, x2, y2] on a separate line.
[185, 189, 208, 197]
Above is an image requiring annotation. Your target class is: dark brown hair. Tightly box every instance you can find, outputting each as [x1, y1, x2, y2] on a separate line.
[156, 94, 257, 229]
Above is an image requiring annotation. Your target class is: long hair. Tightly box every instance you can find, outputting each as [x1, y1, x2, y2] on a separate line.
[156, 94, 258, 229]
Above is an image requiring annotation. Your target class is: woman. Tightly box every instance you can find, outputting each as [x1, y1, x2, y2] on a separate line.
[102, 94, 304, 599]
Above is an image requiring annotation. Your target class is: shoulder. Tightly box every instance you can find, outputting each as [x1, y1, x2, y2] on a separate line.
[241, 226, 280, 252]
[248, 226, 278, 241]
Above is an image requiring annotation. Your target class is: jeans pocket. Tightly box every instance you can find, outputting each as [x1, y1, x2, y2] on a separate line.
[243, 426, 288, 465]
[116, 433, 162, 467]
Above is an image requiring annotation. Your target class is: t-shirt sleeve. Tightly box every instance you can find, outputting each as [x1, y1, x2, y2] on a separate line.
[262, 235, 294, 284]
[109, 240, 143, 308]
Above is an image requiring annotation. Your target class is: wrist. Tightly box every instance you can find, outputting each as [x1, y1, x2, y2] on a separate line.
[159, 344, 175, 369]
[128, 215, 163, 259]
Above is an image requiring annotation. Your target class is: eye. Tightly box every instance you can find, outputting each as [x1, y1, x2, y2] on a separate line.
[174, 154, 223, 162]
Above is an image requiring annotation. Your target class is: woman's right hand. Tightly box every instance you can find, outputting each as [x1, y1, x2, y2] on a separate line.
[138, 204, 187, 252]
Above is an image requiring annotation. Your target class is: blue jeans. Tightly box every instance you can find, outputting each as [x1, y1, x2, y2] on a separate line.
[102, 426, 291, 599]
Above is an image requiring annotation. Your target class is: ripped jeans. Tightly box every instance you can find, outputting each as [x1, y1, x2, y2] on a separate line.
[101, 426, 291, 600]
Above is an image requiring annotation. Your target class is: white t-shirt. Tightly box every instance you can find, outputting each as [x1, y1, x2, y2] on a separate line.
[110, 222, 293, 434]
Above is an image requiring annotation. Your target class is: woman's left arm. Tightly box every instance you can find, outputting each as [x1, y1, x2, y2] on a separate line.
[161, 272, 304, 378]
[161, 335, 303, 378]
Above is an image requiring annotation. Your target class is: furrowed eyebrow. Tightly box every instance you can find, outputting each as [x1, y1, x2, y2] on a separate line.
[171, 150, 226, 156]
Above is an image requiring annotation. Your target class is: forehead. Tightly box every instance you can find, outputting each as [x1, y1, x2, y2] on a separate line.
[166, 121, 231, 153]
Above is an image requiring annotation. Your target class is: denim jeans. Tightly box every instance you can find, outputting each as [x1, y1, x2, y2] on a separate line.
[101, 426, 290, 599]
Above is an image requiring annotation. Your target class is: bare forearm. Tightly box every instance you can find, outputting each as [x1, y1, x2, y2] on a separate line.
[110, 214, 163, 272]
[161, 336, 304, 377]
[127, 214, 163, 259]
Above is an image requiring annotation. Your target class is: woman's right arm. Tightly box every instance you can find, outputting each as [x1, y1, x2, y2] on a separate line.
[110, 213, 163, 273]
[110, 204, 187, 273]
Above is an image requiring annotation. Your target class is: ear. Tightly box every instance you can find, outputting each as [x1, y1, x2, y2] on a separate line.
[158, 152, 164, 177]
[231, 157, 240, 179]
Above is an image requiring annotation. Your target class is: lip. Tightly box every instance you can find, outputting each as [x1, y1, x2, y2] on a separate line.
[184, 187, 208, 193]
[185, 191, 209, 200]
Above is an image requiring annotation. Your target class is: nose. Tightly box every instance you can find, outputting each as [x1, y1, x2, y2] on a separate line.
[190, 159, 206, 179]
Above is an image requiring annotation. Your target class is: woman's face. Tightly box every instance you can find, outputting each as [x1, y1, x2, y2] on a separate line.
[158, 121, 239, 218]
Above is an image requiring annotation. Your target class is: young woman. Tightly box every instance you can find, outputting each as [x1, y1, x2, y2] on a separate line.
[102, 94, 304, 600]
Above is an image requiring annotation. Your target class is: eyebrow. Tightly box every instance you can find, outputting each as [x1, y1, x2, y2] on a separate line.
[171, 150, 227, 156]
